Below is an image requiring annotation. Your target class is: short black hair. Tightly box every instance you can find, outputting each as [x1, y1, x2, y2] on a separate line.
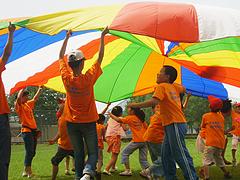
[221, 99, 232, 114]
[97, 114, 105, 124]
[111, 106, 123, 117]
[131, 107, 145, 122]
[163, 65, 177, 84]
[68, 61, 82, 69]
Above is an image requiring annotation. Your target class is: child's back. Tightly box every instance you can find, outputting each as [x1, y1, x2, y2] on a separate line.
[106, 118, 125, 138]
[202, 112, 225, 149]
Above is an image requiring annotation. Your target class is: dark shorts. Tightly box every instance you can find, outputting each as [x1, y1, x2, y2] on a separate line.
[51, 146, 74, 166]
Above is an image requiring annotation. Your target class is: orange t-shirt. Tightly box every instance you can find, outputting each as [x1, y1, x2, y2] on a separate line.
[153, 83, 186, 126]
[96, 123, 105, 149]
[121, 115, 147, 143]
[15, 100, 37, 133]
[59, 57, 102, 123]
[201, 112, 225, 149]
[0, 59, 10, 114]
[230, 111, 240, 136]
[144, 111, 164, 143]
[58, 113, 73, 150]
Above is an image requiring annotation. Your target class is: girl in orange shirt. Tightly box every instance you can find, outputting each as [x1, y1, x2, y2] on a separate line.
[109, 107, 150, 178]
[200, 96, 231, 180]
[15, 86, 42, 178]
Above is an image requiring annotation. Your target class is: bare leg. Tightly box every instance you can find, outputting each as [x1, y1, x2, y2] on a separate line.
[65, 156, 70, 171]
[105, 153, 118, 171]
[52, 165, 58, 180]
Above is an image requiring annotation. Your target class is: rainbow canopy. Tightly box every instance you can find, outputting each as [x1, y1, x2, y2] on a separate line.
[1, 2, 240, 102]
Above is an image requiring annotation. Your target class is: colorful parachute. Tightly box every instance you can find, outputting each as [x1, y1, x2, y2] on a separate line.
[1, 2, 240, 102]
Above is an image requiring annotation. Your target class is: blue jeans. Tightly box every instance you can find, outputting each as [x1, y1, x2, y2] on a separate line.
[162, 123, 198, 180]
[0, 114, 11, 180]
[67, 122, 98, 179]
[147, 142, 164, 177]
[121, 142, 149, 169]
[22, 132, 37, 166]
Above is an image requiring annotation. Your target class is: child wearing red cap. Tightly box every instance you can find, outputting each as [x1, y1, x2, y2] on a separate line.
[200, 96, 231, 180]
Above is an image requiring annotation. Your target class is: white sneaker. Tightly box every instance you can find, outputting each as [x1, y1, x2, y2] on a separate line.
[140, 169, 151, 179]
[22, 171, 27, 177]
[80, 174, 91, 180]
[119, 170, 132, 176]
[65, 170, 71, 175]
[103, 169, 112, 176]
[110, 167, 118, 173]
[27, 174, 34, 178]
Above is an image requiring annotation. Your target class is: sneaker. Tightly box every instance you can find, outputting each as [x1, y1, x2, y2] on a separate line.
[103, 169, 112, 176]
[65, 170, 71, 175]
[80, 174, 91, 180]
[224, 172, 232, 179]
[232, 160, 237, 167]
[27, 174, 34, 178]
[110, 167, 118, 173]
[140, 169, 151, 179]
[119, 170, 132, 176]
[224, 159, 232, 165]
[22, 171, 28, 177]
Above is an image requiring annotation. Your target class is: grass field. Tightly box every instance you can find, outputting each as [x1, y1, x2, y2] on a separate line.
[9, 139, 240, 180]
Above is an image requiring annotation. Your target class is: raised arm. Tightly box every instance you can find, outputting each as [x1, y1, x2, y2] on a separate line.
[1, 23, 15, 64]
[59, 30, 72, 59]
[182, 93, 191, 110]
[97, 27, 109, 65]
[128, 98, 159, 109]
[109, 112, 123, 123]
[32, 86, 43, 101]
[101, 103, 111, 114]
[15, 89, 25, 105]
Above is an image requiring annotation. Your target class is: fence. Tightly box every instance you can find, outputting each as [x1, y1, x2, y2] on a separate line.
[9, 110, 200, 144]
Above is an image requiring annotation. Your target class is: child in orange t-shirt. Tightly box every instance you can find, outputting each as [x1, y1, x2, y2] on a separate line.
[200, 96, 231, 180]
[224, 101, 240, 167]
[109, 107, 150, 178]
[143, 105, 164, 179]
[15, 86, 42, 178]
[96, 114, 106, 173]
[128, 66, 198, 180]
[49, 100, 75, 180]
[59, 28, 108, 180]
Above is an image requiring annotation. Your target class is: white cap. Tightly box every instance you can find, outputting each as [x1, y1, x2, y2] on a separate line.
[67, 50, 85, 62]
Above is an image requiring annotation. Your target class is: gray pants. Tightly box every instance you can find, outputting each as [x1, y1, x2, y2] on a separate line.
[121, 142, 149, 169]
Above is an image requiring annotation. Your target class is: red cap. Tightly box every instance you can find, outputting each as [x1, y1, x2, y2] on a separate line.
[208, 95, 223, 111]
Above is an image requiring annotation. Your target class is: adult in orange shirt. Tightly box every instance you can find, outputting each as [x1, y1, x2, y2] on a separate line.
[15, 86, 42, 178]
[128, 66, 198, 180]
[49, 100, 74, 180]
[109, 107, 150, 178]
[59, 28, 108, 180]
[200, 96, 231, 179]
[143, 105, 164, 179]
[0, 23, 15, 180]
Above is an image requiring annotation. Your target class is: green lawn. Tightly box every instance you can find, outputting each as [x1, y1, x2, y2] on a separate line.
[9, 139, 240, 179]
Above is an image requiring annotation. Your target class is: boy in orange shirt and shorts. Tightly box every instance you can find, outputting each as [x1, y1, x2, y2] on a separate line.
[49, 100, 74, 180]
[128, 66, 198, 180]
[201, 96, 231, 179]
